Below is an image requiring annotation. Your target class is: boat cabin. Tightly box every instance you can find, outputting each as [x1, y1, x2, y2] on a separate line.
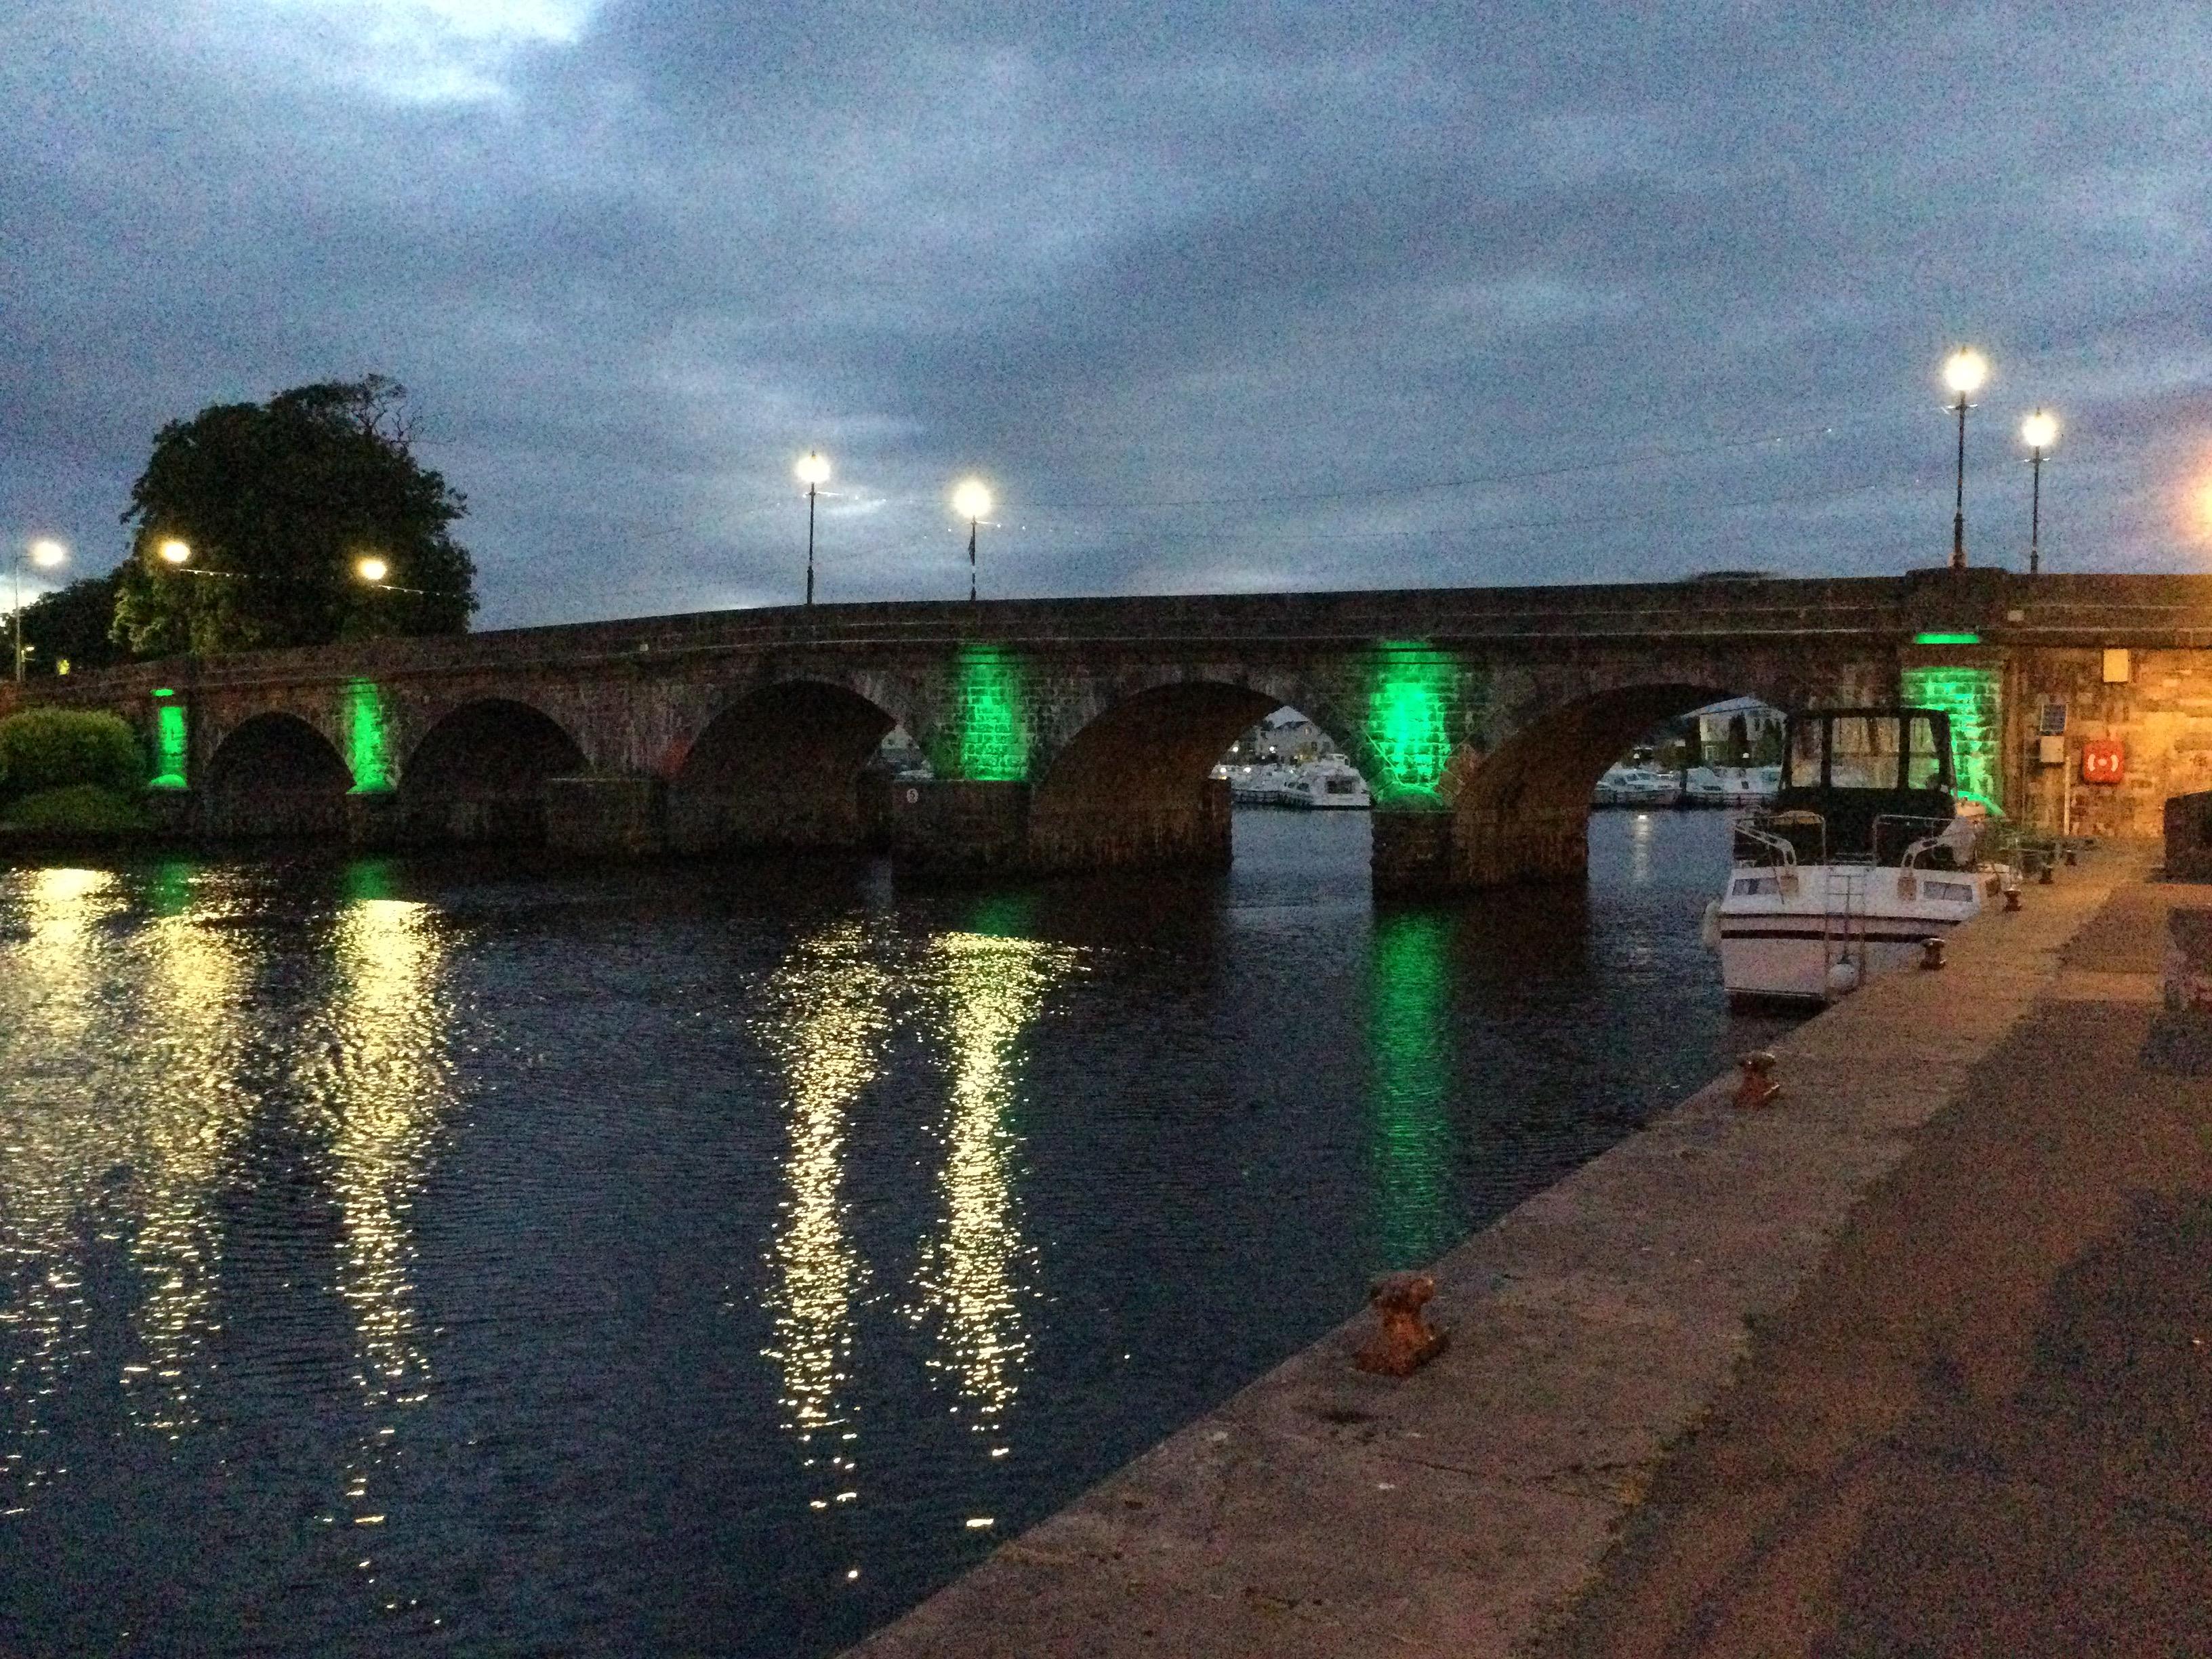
[1762, 707, 1959, 865]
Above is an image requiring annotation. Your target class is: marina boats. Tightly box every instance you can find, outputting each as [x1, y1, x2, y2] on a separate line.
[1278, 759, 1372, 809]
[1217, 757, 1373, 807]
[1594, 763, 1679, 807]
[1708, 706, 2006, 1004]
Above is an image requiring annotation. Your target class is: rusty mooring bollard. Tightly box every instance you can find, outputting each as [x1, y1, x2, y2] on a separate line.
[1734, 1050, 1782, 1110]
[1921, 935, 1947, 970]
[1353, 1272, 1448, 1376]
[2005, 884, 2023, 912]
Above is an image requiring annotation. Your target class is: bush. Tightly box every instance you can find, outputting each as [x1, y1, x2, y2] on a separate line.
[0, 709, 145, 800]
[0, 783, 151, 834]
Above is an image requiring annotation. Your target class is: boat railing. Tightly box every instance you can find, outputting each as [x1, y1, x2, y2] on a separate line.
[1736, 808, 1824, 869]
[1732, 821, 1801, 868]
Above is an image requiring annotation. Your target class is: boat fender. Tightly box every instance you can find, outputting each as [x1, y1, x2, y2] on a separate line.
[1699, 899, 1722, 951]
[1826, 959, 1860, 996]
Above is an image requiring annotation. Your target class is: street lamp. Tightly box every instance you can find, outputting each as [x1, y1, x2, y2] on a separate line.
[1941, 348, 1988, 571]
[952, 478, 991, 602]
[157, 537, 192, 565]
[12, 537, 68, 682]
[2020, 409, 2059, 576]
[795, 451, 830, 605]
[356, 554, 390, 584]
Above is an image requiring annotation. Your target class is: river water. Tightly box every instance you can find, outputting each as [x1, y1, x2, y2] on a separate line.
[0, 809, 1790, 1656]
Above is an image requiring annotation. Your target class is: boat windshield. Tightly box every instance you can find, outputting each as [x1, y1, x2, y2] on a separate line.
[1905, 713, 1946, 790]
[1829, 714, 1899, 790]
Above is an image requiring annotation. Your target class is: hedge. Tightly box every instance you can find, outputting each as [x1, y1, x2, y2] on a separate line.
[0, 783, 152, 834]
[0, 708, 145, 800]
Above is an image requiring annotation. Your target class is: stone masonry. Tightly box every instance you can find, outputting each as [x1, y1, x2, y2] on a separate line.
[4, 569, 2209, 891]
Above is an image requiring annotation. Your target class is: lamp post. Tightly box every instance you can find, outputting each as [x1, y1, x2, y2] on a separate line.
[2020, 409, 2059, 576]
[952, 479, 991, 602]
[12, 538, 67, 682]
[157, 537, 193, 567]
[795, 451, 830, 605]
[1942, 348, 1988, 571]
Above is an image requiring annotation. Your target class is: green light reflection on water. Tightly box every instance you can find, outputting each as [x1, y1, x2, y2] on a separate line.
[1365, 909, 1457, 1267]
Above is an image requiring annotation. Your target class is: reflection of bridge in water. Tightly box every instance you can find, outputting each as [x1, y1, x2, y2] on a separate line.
[7, 569, 2209, 893]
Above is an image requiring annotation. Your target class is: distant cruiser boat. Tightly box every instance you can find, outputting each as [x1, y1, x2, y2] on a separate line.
[1706, 706, 2007, 1004]
[1279, 758, 1371, 809]
[1223, 762, 1298, 806]
[1594, 764, 1680, 808]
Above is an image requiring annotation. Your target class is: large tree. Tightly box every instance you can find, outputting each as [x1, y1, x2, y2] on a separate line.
[112, 377, 476, 657]
[16, 571, 125, 675]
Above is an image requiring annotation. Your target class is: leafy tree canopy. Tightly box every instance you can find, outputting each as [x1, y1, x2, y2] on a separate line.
[112, 377, 476, 657]
[16, 571, 125, 676]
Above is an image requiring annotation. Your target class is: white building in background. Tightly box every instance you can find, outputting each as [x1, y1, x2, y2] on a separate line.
[1695, 696, 1784, 764]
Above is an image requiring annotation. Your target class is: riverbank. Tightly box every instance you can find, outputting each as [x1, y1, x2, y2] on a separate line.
[844, 844, 2177, 1658]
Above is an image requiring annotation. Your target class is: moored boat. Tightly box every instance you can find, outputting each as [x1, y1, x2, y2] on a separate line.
[1708, 706, 2007, 1004]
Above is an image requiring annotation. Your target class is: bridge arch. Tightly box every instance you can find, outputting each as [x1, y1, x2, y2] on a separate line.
[202, 712, 352, 839]
[399, 697, 587, 845]
[1448, 680, 1746, 885]
[669, 678, 899, 854]
[1030, 680, 1311, 872]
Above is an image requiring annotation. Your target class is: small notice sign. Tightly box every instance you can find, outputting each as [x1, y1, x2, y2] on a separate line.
[2039, 700, 2067, 735]
[2081, 737, 2125, 785]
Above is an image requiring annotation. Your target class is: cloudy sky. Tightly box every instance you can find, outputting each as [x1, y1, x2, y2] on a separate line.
[6, 2, 2211, 628]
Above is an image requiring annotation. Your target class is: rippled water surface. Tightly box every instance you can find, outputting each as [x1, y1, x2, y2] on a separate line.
[0, 811, 1791, 1656]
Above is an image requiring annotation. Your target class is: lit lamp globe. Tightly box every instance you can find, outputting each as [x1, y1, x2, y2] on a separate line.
[1942, 348, 1988, 398]
[29, 538, 67, 569]
[356, 555, 390, 583]
[2020, 409, 2060, 452]
[157, 537, 192, 566]
[795, 451, 831, 489]
[953, 480, 992, 521]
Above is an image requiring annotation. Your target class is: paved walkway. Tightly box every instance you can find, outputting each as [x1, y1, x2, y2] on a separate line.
[848, 853, 2193, 1658]
[1537, 869, 2212, 1658]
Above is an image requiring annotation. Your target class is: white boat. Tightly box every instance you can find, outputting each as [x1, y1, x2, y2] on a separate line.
[1227, 762, 1298, 806]
[1594, 764, 1681, 808]
[1279, 759, 1372, 809]
[1708, 707, 2009, 1004]
[1683, 764, 1776, 807]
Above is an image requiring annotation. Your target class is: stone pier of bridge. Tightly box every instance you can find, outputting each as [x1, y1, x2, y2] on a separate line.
[4, 570, 2209, 893]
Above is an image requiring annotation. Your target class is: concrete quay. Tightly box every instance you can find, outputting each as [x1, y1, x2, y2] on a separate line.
[844, 844, 2202, 1658]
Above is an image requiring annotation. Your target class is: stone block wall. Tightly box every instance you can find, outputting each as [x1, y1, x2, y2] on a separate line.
[2010, 647, 2212, 840]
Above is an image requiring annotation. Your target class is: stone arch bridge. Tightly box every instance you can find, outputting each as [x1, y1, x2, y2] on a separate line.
[7, 569, 2209, 892]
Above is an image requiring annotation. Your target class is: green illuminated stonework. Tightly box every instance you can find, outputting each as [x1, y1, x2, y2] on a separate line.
[936, 644, 1031, 782]
[150, 699, 189, 790]
[346, 679, 394, 793]
[1901, 664, 2003, 811]
[1366, 909, 1456, 1266]
[1361, 642, 1472, 806]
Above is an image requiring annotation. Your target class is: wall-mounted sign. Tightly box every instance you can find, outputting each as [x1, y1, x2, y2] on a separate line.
[2081, 737, 2125, 785]
[2039, 699, 2067, 735]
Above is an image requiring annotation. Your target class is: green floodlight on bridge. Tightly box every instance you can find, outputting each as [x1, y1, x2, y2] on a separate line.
[1912, 632, 1982, 646]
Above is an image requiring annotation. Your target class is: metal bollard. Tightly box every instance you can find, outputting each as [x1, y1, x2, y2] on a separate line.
[1734, 1050, 1782, 1110]
[1921, 935, 1947, 970]
[1353, 1272, 1448, 1376]
[2038, 859, 2054, 884]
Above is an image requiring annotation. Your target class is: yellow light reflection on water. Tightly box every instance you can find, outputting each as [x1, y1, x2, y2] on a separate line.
[754, 922, 890, 1495]
[0, 868, 127, 1507]
[911, 931, 1075, 1435]
[323, 891, 451, 1557]
[123, 889, 256, 1438]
